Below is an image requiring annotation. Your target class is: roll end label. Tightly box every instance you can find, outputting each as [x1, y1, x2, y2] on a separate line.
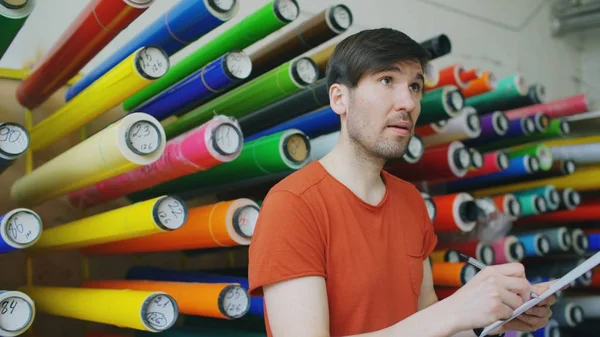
[213, 123, 242, 155]
[275, 0, 299, 22]
[4, 210, 41, 246]
[137, 47, 169, 79]
[284, 134, 308, 163]
[221, 286, 249, 319]
[145, 294, 177, 331]
[225, 52, 252, 80]
[155, 197, 187, 230]
[234, 205, 259, 239]
[293, 58, 318, 86]
[126, 121, 161, 155]
[0, 296, 32, 333]
[0, 123, 29, 157]
[210, 0, 235, 12]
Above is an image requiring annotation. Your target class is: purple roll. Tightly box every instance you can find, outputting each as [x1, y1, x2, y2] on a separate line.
[479, 111, 509, 138]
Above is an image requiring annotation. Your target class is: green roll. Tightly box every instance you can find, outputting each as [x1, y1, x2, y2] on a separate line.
[513, 185, 560, 211]
[506, 144, 553, 171]
[123, 0, 300, 111]
[0, 0, 35, 59]
[136, 326, 266, 337]
[417, 85, 464, 125]
[465, 73, 529, 115]
[475, 119, 569, 153]
[128, 129, 311, 201]
[516, 194, 546, 217]
[164, 57, 318, 139]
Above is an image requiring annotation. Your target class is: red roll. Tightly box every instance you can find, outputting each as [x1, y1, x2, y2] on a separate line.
[432, 192, 478, 233]
[492, 193, 521, 219]
[414, 123, 441, 138]
[459, 68, 480, 83]
[435, 240, 495, 265]
[466, 151, 508, 178]
[504, 94, 589, 121]
[435, 286, 459, 300]
[429, 64, 468, 90]
[16, 0, 154, 109]
[516, 202, 600, 226]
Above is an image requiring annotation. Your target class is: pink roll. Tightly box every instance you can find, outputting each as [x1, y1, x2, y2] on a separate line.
[490, 235, 524, 264]
[68, 115, 243, 208]
[505, 94, 588, 120]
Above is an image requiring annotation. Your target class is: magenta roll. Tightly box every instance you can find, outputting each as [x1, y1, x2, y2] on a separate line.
[68, 115, 243, 208]
[505, 94, 588, 120]
[490, 235, 524, 264]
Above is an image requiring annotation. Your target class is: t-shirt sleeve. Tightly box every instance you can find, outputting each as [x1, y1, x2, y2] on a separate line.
[248, 190, 326, 297]
[422, 198, 438, 260]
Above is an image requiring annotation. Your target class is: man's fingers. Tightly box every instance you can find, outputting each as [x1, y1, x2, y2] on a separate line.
[499, 288, 525, 310]
[501, 275, 534, 303]
[524, 306, 551, 318]
[487, 263, 527, 277]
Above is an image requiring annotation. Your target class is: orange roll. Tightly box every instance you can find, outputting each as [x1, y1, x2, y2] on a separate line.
[459, 68, 480, 83]
[81, 198, 259, 255]
[430, 249, 461, 263]
[460, 71, 497, 98]
[492, 193, 521, 219]
[430, 64, 468, 90]
[432, 262, 477, 287]
[432, 193, 478, 232]
[81, 279, 249, 319]
[435, 286, 460, 300]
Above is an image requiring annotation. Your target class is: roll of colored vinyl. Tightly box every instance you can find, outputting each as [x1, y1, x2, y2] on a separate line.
[516, 233, 550, 258]
[419, 34, 451, 59]
[550, 302, 584, 328]
[459, 68, 480, 83]
[11, 113, 167, 206]
[477, 111, 510, 142]
[30, 196, 187, 252]
[434, 287, 459, 300]
[506, 144, 553, 171]
[16, 0, 154, 109]
[0, 290, 35, 337]
[68, 115, 242, 209]
[475, 119, 569, 153]
[85, 331, 132, 337]
[309, 44, 336, 76]
[245, 106, 339, 141]
[513, 185, 560, 211]
[431, 262, 477, 287]
[127, 129, 310, 202]
[525, 259, 587, 283]
[239, 78, 329, 136]
[164, 57, 319, 139]
[430, 249, 461, 263]
[490, 236, 525, 264]
[517, 200, 600, 225]
[422, 107, 481, 147]
[570, 229, 588, 256]
[423, 63, 440, 89]
[249, 4, 352, 79]
[460, 71, 497, 98]
[431, 193, 478, 232]
[387, 141, 471, 182]
[0, 208, 42, 254]
[463, 116, 533, 150]
[123, 0, 300, 112]
[558, 187, 580, 211]
[0, 122, 29, 175]
[417, 85, 465, 125]
[429, 64, 468, 90]
[421, 192, 437, 221]
[132, 51, 253, 121]
[532, 227, 572, 254]
[29, 47, 170, 152]
[135, 326, 267, 337]
[463, 151, 509, 179]
[563, 111, 600, 136]
[515, 193, 546, 217]
[531, 319, 559, 337]
[504, 93, 589, 121]
[18, 286, 178, 332]
[549, 143, 600, 166]
[126, 266, 264, 316]
[0, 0, 35, 60]
[81, 198, 257, 255]
[589, 233, 600, 252]
[403, 134, 425, 164]
[468, 148, 483, 169]
[464, 73, 529, 115]
[492, 193, 521, 219]
[437, 240, 495, 265]
[492, 83, 546, 112]
[66, 0, 238, 102]
[81, 279, 249, 319]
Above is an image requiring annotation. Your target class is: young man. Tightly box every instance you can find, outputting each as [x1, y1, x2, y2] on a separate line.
[248, 28, 556, 337]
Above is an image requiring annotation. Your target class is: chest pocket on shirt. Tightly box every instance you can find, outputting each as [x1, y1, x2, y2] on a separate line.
[403, 225, 425, 297]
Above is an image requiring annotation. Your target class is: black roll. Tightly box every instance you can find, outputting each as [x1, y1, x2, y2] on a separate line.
[419, 34, 452, 59]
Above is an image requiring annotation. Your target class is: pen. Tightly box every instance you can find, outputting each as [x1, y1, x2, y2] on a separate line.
[459, 253, 538, 299]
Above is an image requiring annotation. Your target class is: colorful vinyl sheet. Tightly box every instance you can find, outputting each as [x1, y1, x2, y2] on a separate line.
[19, 286, 178, 332]
[464, 73, 529, 115]
[123, 0, 300, 111]
[431, 261, 477, 287]
[525, 258, 588, 282]
[462, 116, 534, 149]
[463, 151, 509, 179]
[460, 71, 496, 98]
[429, 64, 469, 90]
[68, 115, 242, 209]
[430, 249, 461, 263]
[549, 143, 600, 166]
[81, 198, 257, 255]
[492, 193, 521, 219]
[558, 187, 581, 211]
[0, 290, 35, 337]
[66, 0, 238, 101]
[478, 111, 509, 140]
[0, 0, 35, 60]
[11, 113, 167, 206]
[562, 110, 600, 136]
[309, 44, 336, 76]
[516, 201, 600, 225]
[504, 93, 589, 121]
[419, 34, 451, 59]
[126, 266, 264, 316]
[491, 83, 546, 112]
[0, 122, 29, 175]
[551, 301, 584, 327]
[563, 295, 600, 318]
[249, 4, 352, 79]
[436, 240, 495, 265]
[0, 208, 42, 254]
[490, 235, 525, 263]
[16, 0, 153, 109]
[431, 193, 478, 232]
[81, 279, 249, 319]
[29, 47, 170, 152]
[515, 193, 546, 217]
[417, 85, 465, 125]
[588, 233, 600, 252]
[239, 78, 329, 136]
[164, 57, 318, 139]
[526, 227, 573, 254]
[515, 233, 550, 258]
[245, 106, 339, 141]
[513, 185, 561, 211]
[421, 107, 481, 147]
[127, 129, 310, 202]
[506, 144, 553, 171]
[132, 51, 253, 121]
[32, 196, 187, 252]
[458, 68, 480, 83]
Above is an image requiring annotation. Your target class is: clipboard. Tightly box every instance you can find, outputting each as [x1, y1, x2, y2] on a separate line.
[480, 251, 600, 337]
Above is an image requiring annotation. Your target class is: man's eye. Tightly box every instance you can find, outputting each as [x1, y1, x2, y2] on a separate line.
[380, 77, 392, 85]
[409, 83, 422, 92]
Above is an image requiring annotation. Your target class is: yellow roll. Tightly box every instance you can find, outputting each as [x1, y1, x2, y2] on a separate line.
[542, 135, 600, 147]
[19, 286, 178, 332]
[310, 44, 336, 75]
[29, 46, 170, 152]
[29, 195, 188, 251]
[11, 112, 167, 206]
[472, 165, 600, 198]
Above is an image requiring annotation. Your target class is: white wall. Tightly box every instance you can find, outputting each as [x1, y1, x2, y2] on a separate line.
[0, 0, 591, 104]
[580, 27, 600, 109]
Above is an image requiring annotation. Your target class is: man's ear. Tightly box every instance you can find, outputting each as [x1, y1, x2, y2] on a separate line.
[329, 83, 347, 117]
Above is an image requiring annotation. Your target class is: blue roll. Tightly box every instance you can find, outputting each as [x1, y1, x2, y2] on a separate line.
[65, 0, 239, 102]
[588, 233, 600, 252]
[127, 266, 264, 316]
[0, 208, 43, 255]
[445, 155, 537, 191]
[463, 116, 534, 148]
[516, 233, 548, 257]
[0, 122, 29, 176]
[131, 51, 252, 121]
[245, 106, 340, 142]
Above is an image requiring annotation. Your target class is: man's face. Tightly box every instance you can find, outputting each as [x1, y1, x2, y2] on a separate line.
[341, 59, 424, 160]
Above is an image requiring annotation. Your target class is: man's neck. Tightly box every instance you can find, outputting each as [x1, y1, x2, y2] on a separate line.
[319, 138, 387, 206]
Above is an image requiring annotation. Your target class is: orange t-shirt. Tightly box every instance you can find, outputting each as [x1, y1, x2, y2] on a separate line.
[248, 160, 438, 336]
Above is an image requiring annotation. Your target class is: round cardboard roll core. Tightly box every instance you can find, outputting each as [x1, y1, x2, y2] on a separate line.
[480, 245, 495, 265]
[509, 241, 525, 261]
[0, 0, 27, 9]
[498, 152, 509, 170]
[461, 264, 477, 284]
[447, 90, 464, 112]
[538, 235, 550, 255]
[291, 57, 318, 86]
[458, 200, 479, 223]
[232, 205, 259, 239]
[274, 0, 299, 22]
[327, 4, 353, 32]
[454, 148, 471, 170]
[224, 51, 252, 80]
[507, 197, 520, 217]
[208, 0, 236, 13]
[211, 122, 242, 156]
[534, 196, 546, 213]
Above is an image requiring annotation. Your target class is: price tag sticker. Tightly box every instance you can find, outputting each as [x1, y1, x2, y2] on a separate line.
[213, 123, 241, 155]
[137, 47, 169, 79]
[0, 297, 32, 332]
[235, 206, 259, 238]
[145, 294, 176, 331]
[221, 286, 249, 318]
[127, 121, 161, 155]
[0, 124, 28, 157]
[5, 210, 41, 246]
[277, 0, 299, 21]
[333, 5, 351, 29]
[295, 58, 317, 85]
[285, 134, 308, 163]
[226, 52, 252, 80]
[155, 197, 186, 230]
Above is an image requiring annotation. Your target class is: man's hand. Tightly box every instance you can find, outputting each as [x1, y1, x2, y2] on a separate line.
[496, 281, 558, 334]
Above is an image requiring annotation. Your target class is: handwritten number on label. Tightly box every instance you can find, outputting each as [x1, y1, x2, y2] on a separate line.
[146, 312, 167, 328]
[168, 202, 183, 219]
[0, 127, 21, 143]
[7, 216, 24, 240]
[0, 300, 17, 315]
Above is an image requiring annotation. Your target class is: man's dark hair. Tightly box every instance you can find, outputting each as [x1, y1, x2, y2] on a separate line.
[326, 28, 431, 89]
